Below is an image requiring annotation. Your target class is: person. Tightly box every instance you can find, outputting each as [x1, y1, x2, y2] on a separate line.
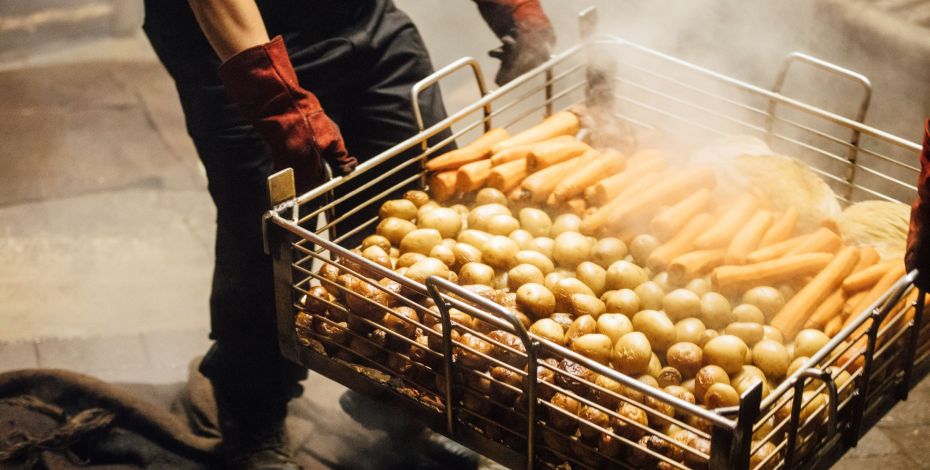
[141, 1, 554, 468]
[907, 119, 930, 288]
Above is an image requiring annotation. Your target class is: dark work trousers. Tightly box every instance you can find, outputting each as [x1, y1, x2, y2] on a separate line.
[142, 0, 452, 425]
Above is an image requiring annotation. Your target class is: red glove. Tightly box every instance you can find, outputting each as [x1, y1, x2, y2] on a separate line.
[906, 119, 930, 289]
[474, 0, 555, 86]
[218, 36, 357, 192]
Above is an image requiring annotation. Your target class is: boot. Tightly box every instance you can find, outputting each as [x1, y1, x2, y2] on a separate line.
[219, 418, 300, 470]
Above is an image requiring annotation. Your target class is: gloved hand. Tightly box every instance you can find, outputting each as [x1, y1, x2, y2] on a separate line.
[218, 36, 357, 192]
[906, 119, 930, 289]
[474, 0, 555, 86]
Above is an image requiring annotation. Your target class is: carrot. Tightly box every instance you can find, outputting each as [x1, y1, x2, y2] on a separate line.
[486, 159, 528, 193]
[824, 314, 844, 337]
[842, 291, 868, 318]
[668, 249, 727, 285]
[759, 207, 799, 247]
[771, 246, 860, 340]
[842, 263, 906, 329]
[489, 135, 573, 166]
[694, 195, 757, 249]
[585, 167, 716, 235]
[746, 233, 813, 264]
[725, 210, 774, 265]
[526, 140, 592, 171]
[491, 111, 580, 153]
[550, 151, 624, 203]
[805, 288, 847, 330]
[626, 148, 665, 168]
[585, 158, 667, 206]
[514, 151, 599, 203]
[711, 253, 834, 294]
[842, 259, 898, 294]
[455, 159, 493, 193]
[645, 213, 715, 272]
[785, 227, 842, 256]
[429, 170, 458, 202]
[425, 128, 509, 171]
[650, 188, 712, 242]
[564, 197, 587, 216]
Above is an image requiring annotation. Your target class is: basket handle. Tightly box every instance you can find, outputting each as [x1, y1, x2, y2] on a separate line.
[424, 275, 538, 470]
[411, 57, 491, 133]
[783, 367, 839, 468]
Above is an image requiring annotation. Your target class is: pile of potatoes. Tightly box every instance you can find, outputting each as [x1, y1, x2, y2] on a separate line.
[296, 186, 846, 469]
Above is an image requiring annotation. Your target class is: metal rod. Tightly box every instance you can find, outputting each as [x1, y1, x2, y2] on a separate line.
[901, 284, 925, 398]
[783, 368, 839, 468]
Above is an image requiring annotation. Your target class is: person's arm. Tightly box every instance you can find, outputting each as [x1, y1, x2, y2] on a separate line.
[188, 0, 270, 61]
[472, 0, 555, 86]
[907, 119, 930, 289]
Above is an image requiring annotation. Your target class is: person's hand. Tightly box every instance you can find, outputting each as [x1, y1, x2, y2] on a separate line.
[218, 36, 357, 192]
[474, 0, 555, 86]
[906, 119, 930, 289]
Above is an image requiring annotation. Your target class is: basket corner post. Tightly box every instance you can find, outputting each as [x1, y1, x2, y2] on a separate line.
[710, 381, 762, 470]
[265, 169, 302, 364]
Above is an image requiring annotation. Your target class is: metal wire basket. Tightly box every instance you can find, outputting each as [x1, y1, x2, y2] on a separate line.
[263, 8, 928, 470]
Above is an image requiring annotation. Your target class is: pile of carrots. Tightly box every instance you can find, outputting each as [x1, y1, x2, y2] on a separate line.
[424, 114, 911, 355]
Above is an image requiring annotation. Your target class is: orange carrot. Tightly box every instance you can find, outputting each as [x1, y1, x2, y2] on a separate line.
[650, 188, 712, 242]
[487, 159, 528, 193]
[711, 253, 834, 294]
[725, 210, 774, 265]
[526, 140, 591, 171]
[785, 227, 842, 256]
[425, 128, 509, 171]
[551, 151, 624, 203]
[746, 233, 813, 264]
[805, 288, 847, 330]
[564, 197, 587, 216]
[514, 151, 599, 203]
[429, 170, 457, 202]
[842, 263, 906, 329]
[759, 207, 799, 247]
[491, 111, 580, 153]
[694, 195, 757, 250]
[645, 213, 716, 272]
[824, 314, 844, 337]
[585, 158, 667, 206]
[842, 259, 897, 294]
[455, 159, 493, 193]
[771, 246, 860, 340]
[668, 249, 727, 285]
[626, 149, 665, 168]
[489, 135, 573, 166]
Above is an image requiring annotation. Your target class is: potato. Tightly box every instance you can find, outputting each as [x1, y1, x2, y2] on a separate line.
[657, 367, 683, 388]
[458, 262, 495, 286]
[543, 272, 565, 291]
[700, 292, 734, 329]
[663, 289, 702, 323]
[571, 333, 612, 364]
[635, 281, 665, 311]
[379, 199, 418, 221]
[652, 271, 674, 292]
[606, 260, 649, 290]
[685, 278, 711, 297]
[383, 306, 420, 339]
[629, 234, 661, 266]
[415, 201, 439, 221]
[529, 237, 554, 259]
[741, 286, 785, 322]
[417, 207, 462, 239]
[732, 304, 765, 324]
[508, 229, 535, 251]
[396, 252, 426, 269]
[647, 353, 662, 378]
[492, 271, 508, 289]
[752, 340, 789, 380]
[675, 318, 706, 345]
[362, 234, 391, 252]
[480, 236, 520, 270]
[468, 204, 511, 231]
[451, 243, 482, 270]
[667, 342, 703, 378]
[549, 312, 574, 332]
[486, 214, 520, 236]
[704, 383, 740, 409]
[762, 325, 784, 344]
[405, 257, 450, 285]
[402, 190, 430, 207]
[550, 213, 581, 236]
[787, 356, 809, 377]
[515, 282, 555, 318]
[457, 229, 493, 248]
[530, 318, 564, 345]
[514, 250, 554, 275]
[552, 232, 590, 269]
[377, 217, 417, 246]
[569, 293, 606, 319]
[694, 365, 730, 405]
[632, 310, 676, 351]
[566, 264, 604, 300]
[518, 208, 552, 237]
[703, 335, 749, 375]
[596, 313, 633, 343]
[603, 289, 640, 315]
[794, 329, 830, 359]
[591, 237, 628, 268]
[553, 278, 596, 312]
[362, 245, 393, 270]
[400, 228, 442, 256]
[475, 187, 508, 205]
[725, 322, 764, 347]
[428, 244, 454, 268]
[565, 315, 597, 346]
[507, 263, 545, 290]
[612, 332, 653, 375]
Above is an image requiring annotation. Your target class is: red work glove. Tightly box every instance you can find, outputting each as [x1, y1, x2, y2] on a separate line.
[906, 119, 930, 289]
[474, 0, 555, 86]
[218, 36, 357, 192]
